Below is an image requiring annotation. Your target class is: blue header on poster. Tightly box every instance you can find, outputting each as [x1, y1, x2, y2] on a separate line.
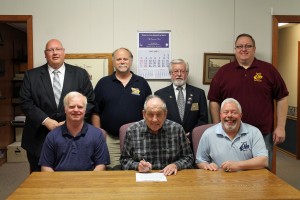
[139, 33, 169, 48]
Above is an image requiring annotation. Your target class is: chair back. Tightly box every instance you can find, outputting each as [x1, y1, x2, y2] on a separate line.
[119, 122, 135, 152]
[192, 124, 214, 158]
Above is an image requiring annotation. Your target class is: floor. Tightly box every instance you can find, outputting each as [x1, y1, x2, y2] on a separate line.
[0, 149, 299, 200]
[276, 149, 300, 190]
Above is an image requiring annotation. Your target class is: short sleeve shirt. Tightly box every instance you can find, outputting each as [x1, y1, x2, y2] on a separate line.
[195, 122, 268, 167]
[208, 58, 289, 133]
[93, 72, 152, 136]
[39, 122, 110, 171]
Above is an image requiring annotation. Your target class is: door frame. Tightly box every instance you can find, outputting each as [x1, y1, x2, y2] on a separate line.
[272, 15, 300, 161]
[0, 15, 33, 69]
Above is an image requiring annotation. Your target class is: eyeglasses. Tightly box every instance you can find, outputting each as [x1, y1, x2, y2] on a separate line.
[45, 47, 64, 53]
[172, 70, 187, 75]
[235, 45, 254, 50]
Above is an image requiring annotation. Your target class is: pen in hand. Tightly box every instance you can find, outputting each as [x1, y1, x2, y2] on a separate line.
[141, 159, 152, 172]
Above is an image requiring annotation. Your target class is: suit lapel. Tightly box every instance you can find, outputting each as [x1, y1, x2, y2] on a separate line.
[60, 64, 73, 109]
[40, 65, 57, 109]
[166, 85, 182, 122]
[183, 84, 193, 123]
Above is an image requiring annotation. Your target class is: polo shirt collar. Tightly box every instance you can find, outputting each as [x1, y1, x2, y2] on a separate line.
[216, 122, 248, 138]
[235, 57, 258, 69]
[111, 71, 136, 81]
[61, 122, 88, 137]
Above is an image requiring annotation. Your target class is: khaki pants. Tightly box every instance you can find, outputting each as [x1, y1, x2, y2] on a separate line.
[106, 134, 121, 168]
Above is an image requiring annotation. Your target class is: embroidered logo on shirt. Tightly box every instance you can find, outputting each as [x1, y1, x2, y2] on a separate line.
[253, 72, 263, 82]
[239, 142, 250, 151]
[131, 87, 141, 95]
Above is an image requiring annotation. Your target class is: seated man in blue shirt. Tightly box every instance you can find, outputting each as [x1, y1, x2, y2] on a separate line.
[196, 98, 268, 172]
[120, 95, 194, 176]
[39, 92, 110, 171]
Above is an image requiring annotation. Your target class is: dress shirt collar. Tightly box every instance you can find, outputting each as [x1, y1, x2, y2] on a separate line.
[142, 119, 168, 135]
[173, 83, 186, 91]
[48, 64, 66, 74]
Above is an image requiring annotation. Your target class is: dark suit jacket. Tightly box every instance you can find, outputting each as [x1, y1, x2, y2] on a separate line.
[155, 84, 208, 141]
[19, 63, 94, 157]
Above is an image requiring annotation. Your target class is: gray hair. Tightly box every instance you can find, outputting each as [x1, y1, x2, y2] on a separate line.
[220, 98, 242, 113]
[63, 91, 87, 109]
[168, 59, 189, 73]
[112, 47, 133, 60]
[143, 95, 167, 112]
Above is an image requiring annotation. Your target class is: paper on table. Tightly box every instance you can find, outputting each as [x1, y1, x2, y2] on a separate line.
[136, 173, 167, 182]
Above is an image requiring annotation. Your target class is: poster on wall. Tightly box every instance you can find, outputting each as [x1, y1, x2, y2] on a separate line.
[137, 31, 171, 79]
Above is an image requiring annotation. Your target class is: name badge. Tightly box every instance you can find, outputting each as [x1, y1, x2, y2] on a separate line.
[191, 103, 199, 111]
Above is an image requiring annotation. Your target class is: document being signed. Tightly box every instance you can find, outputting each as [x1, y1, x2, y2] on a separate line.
[136, 173, 167, 182]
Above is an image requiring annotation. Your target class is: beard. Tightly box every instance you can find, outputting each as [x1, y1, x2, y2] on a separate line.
[223, 120, 238, 132]
[172, 78, 187, 86]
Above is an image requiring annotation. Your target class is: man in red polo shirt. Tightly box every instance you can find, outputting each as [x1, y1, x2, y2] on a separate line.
[208, 33, 289, 170]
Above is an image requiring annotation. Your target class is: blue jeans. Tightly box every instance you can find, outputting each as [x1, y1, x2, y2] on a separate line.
[263, 133, 273, 170]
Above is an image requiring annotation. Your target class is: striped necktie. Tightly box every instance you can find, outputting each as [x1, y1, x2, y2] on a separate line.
[177, 86, 185, 121]
[53, 70, 61, 106]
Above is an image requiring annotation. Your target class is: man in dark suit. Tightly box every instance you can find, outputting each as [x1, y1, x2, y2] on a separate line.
[19, 39, 94, 172]
[155, 59, 208, 151]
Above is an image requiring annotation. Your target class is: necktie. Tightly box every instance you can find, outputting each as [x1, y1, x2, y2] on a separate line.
[177, 86, 185, 121]
[53, 70, 61, 106]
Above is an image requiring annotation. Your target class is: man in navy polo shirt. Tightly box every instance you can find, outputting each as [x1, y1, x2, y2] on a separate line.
[92, 48, 152, 168]
[39, 92, 110, 171]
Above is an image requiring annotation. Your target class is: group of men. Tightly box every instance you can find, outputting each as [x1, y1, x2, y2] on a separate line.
[20, 33, 288, 175]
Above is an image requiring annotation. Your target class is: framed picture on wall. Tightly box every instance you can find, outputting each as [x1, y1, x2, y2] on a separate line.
[203, 53, 235, 84]
[65, 53, 113, 88]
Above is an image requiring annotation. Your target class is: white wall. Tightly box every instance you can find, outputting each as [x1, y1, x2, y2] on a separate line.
[1, 0, 300, 95]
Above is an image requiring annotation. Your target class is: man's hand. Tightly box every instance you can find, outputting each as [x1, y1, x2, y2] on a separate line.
[220, 161, 238, 172]
[202, 163, 218, 171]
[160, 163, 178, 176]
[138, 159, 152, 173]
[273, 126, 286, 145]
[44, 118, 64, 131]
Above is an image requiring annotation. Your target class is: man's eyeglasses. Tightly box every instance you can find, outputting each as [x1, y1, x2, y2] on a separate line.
[172, 70, 187, 75]
[45, 48, 64, 53]
[235, 45, 254, 50]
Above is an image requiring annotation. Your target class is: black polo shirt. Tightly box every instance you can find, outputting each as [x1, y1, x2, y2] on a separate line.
[94, 72, 152, 137]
